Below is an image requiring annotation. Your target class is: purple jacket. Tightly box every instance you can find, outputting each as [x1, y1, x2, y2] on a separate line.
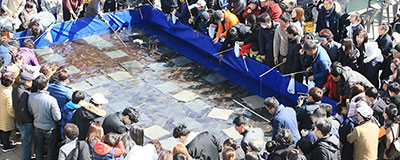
[17, 47, 39, 66]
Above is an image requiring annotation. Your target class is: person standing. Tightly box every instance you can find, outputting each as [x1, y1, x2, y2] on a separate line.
[316, 0, 342, 42]
[47, 68, 72, 109]
[311, 118, 341, 160]
[0, 72, 15, 153]
[62, 0, 85, 21]
[1, 0, 25, 30]
[303, 39, 331, 88]
[273, 13, 291, 74]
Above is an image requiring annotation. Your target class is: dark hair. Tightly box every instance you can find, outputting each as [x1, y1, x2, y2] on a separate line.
[246, 14, 257, 30]
[275, 128, 294, 147]
[389, 82, 400, 94]
[158, 150, 173, 160]
[287, 151, 307, 160]
[149, 139, 163, 154]
[303, 39, 317, 51]
[296, 138, 312, 154]
[341, 37, 358, 57]
[64, 123, 79, 140]
[57, 68, 69, 82]
[222, 147, 237, 160]
[319, 103, 333, 116]
[350, 84, 365, 99]
[379, 23, 393, 37]
[265, 140, 277, 152]
[32, 75, 48, 91]
[314, 118, 331, 136]
[173, 152, 187, 160]
[233, 115, 247, 126]
[128, 125, 144, 146]
[29, 19, 41, 37]
[25, 1, 35, 9]
[1, 72, 14, 87]
[313, 107, 327, 118]
[72, 90, 85, 104]
[122, 107, 139, 123]
[353, 29, 368, 45]
[319, 29, 334, 42]
[12, 54, 23, 64]
[22, 39, 35, 49]
[223, 138, 239, 150]
[365, 87, 379, 99]
[308, 87, 323, 102]
[227, 27, 239, 40]
[280, 12, 292, 23]
[330, 65, 343, 77]
[264, 97, 279, 109]
[104, 133, 120, 147]
[173, 124, 190, 138]
[258, 13, 271, 24]
[287, 25, 299, 36]
[245, 152, 261, 160]
[385, 104, 400, 123]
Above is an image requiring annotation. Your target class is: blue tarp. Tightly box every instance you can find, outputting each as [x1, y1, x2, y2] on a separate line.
[13, 5, 337, 113]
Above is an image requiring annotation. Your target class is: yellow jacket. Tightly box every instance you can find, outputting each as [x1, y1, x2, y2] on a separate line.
[347, 121, 379, 160]
[0, 84, 14, 131]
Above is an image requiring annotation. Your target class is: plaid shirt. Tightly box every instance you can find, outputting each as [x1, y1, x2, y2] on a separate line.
[60, 101, 79, 140]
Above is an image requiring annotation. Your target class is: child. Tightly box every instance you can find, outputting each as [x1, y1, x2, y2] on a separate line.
[60, 90, 85, 140]
[93, 133, 126, 159]
[58, 123, 91, 159]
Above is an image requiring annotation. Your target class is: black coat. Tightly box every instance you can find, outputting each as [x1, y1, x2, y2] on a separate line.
[287, 37, 302, 82]
[71, 104, 105, 140]
[161, 0, 178, 14]
[336, 48, 361, 72]
[337, 66, 374, 98]
[102, 112, 128, 135]
[322, 41, 341, 62]
[372, 98, 388, 126]
[311, 134, 341, 160]
[258, 25, 275, 67]
[376, 34, 393, 58]
[316, 5, 343, 42]
[186, 132, 221, 160]
[12, 84, 33, 125]
[220, 23, 252, 52]
[338, 115, 361, 160]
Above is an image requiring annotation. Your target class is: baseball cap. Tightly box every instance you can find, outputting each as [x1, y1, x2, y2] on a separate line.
[213, 10, 223, 23]
[90, 93, 109, 105]
[391, 43, 400, 54]
[197, 0, 206, 7]
[20, 71, 36, 81]
[357, 105, 374, 118]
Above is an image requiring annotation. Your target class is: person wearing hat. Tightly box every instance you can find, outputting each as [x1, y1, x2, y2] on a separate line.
[242, 0, 261, 19]
[212, 9, 239, 44]
[195, 0, 208, 18]
[194, 11, 210, 34]
[102, 106, 140, 135]
[391, 43, 400, 59]
[71, 93, 107, 140]
[12, 71, 36, 158]
[347, 101, 379, 160]
[260, 0, 282, 22]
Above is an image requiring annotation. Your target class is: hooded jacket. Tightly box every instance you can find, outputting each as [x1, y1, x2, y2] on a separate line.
[337, 66, 374, 98]
[311, 134, 341, 160]
[93, 140, 125, 158]
[12, 83, 33, 125]
[185, 131, 221, 160]
[71, 101, 106, 140]
[102, 112, 128, 135]
[61, 101, 80, 140]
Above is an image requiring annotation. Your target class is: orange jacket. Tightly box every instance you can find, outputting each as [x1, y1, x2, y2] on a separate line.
[216, 10, 239, 39]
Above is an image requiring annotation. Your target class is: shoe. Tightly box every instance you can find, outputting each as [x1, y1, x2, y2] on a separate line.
[0, 144, 3, 147]
[2, 145, 16, 153]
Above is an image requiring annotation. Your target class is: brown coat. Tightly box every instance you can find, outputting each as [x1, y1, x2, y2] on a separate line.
[0, 85, 15, 131]
[347, 121, 379, 160]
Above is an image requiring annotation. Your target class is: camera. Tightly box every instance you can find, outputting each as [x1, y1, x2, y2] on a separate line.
[298, 95, 308, 102]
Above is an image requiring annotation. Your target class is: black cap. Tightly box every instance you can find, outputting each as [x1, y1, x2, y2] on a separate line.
[213, 10, 223, 23]
[391, 43, 400, 54]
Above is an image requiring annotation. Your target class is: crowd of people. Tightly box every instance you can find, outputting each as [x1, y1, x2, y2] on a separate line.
[1, 0, 400, 159]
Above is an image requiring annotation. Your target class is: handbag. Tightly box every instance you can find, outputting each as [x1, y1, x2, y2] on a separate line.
[386, 125, 400, 159]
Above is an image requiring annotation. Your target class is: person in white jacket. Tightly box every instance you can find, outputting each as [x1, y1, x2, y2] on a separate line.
[1, 0, 25, 30]
[363, 42, 384, 88]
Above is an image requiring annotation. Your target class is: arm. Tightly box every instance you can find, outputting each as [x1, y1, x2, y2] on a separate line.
[16, 0, 26, 16]
[258, 30, 266, 55]
[57, 0, 63, 15]
[5, 93, 14, 117]
[1, 0, 11, 15]
[313, 60, 330, 79]
[292, 44, 301, 72]
[347, 127, 359, 144]
[51, 99, 61, 122]
[63, 0, 73, 14]
[209, 132, 222, 152]
[216, 23, 223, 39]
[175, 4, 188, 20]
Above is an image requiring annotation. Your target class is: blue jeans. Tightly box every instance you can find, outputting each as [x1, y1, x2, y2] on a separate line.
[16, 123, 33, 160]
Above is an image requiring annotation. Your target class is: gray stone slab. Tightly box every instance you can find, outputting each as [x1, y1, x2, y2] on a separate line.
[107, 101, 132, 112]
[144, 125, 170, 140]
[103, 105, 115, 116]
[154, 82, 181, 94]
[108, 71, 133, 81]
[241, 95, 265, 109]
[83, 35, 113, 50]
[138, 114, 153, 127]
[41, 54, 64, 63]
[85, 87, 111, 96]
[138, 71, 165, 84]
[184, 99, 212, 113]
[173, 117, 201, 130]
[147, 62, 170, 72]
[120, 60, 143, 70]
[169, 56, 193, 66]
[172, 90, 199, 102]
[70, 81, 93, 91]
[67, 65, 80, 75]
[160, 137, 182, 151]
[202, 73, 227, 84]
[104, 50, 128, 59]
[156, 46, 175, 55]
[86, 75, 112, 87]
[34, 46, 54, 56]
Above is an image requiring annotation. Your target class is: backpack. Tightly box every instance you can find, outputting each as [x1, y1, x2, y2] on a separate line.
[93, 147, 125, 160]
[66, 141, 81, 160]
[386, 126, 400, 159]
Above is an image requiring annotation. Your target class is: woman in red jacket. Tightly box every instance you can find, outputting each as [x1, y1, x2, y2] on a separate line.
[242, 0, 261, 19]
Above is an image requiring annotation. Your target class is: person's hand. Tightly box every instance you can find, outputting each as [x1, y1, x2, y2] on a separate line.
[322, 87, 327, 93]
[290, 73, 295, 78]
[71, 11, 78, 19]
[209, 23, 217, 28]
[299, 49, 304, 55]
[308, 75, 314, 81]
[213, 37, 219, 44]
[171, 9, 176, 15]
[188, 18, 193, 24]
[306, 67, 312, 72]
[274, 57, 278, 65]
[77, 4, 84, 13]
[301, 129, 309, 137]
[297, 97, 305, 106]
[247, 9, 252, 14]
[238, 41, 244, 46]
[283, 58, 287, 63]
[259, 55, 265, 60]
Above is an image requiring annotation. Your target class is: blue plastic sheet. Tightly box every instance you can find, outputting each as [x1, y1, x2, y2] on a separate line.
[13, 5, 337, 113]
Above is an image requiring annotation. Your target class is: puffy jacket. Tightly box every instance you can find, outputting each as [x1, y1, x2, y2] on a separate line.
[311, 134, 341, 160]
[336, 48, 361, 71]
[376, 33, 393, 58]
[102, 112, 128, 135]
[242, 5, 261, 19]
[12, 83, 33, 125]
[71, 101, 106, 140]
[258, 24, 275, 67]
[311, 45, 331, 88]
[93, 140, 125, 159]
[47, 81, 73, 109]
[216, 10, 239, 39]
[219, 23, 252, 52]
[185, 131, 221, 160]
[287, 36, 302, 81]
[263, 4, 282, 22]
[337, 66, 374, 98]
[296, 101, 320, 131]
[0, 84, 14, 131]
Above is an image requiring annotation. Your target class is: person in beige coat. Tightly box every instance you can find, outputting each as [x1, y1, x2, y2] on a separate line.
[0, 72, 15, 153]
[347, 101, 379, 160]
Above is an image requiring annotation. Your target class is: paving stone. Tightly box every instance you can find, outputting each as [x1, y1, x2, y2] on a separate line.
[107, 101, 132, 112]
[120, 60, 143, 70]
[138, 71, 165, 84]
[147, 62, 170, 72]
[83, 35, 113, 50]
[144, 125, 170, 140]
[104, 50, 128, 59]
[41, 54, 64, 63]
[34, 46, 54, 56]
[67, 65, 80, 75]
[170, 56, 193, 66]
[108, 71, 133, 81]
[241, 95, 265, 110]
[160, 137, 182, 151]
[138, 114, 153, 127]
[86, 75, 112, 87]
[202, 73, 227, 84]
[103, 105, 116, 115]
[154, 82, 181, 94]
[85, 87, 111, 96]
[207, 107, 234, 120]
[173, 117, 201, 130]
[172, 90, 199, 102]
[70, 81, 93, 91]
[184, 99, 212, 113]
[156, 45, 175, 55]
[222, 126, 243, 140]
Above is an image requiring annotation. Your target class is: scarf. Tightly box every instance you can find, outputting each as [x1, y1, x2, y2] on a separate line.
[324, 5, 335, 27]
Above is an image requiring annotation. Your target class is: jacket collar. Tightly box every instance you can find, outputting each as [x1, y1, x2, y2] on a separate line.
[273, 105, 285, 117]
[184, 131, 200, 146]
[79, 101, 106, 117]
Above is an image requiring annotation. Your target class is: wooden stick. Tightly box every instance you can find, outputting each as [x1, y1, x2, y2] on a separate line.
[104, 20, 128, 47]
[243, 56, 249, 72]
[233, 99, 270, 122]
[213, 48, 233, 56]
[15, 36, 34, 40]
[282, 70, 308, 77]
[33, 31, 47, 43]
[259, 61, 286, 78]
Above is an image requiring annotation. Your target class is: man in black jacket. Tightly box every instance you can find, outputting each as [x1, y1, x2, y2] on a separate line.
[232, 116, 264, 154]
[311, 118, 340, 160]
[286, 25, 303, 82]
[71, 93, 107, 140]
[316, 0, 343, 42]
[173, 124, 221, 160]
[366, 87, 388, 126]
[102, 107, 139, 135]
[12, 71, 36, 160]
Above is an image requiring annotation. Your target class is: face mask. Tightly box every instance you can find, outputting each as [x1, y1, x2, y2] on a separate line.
[261, 24, 267, 29]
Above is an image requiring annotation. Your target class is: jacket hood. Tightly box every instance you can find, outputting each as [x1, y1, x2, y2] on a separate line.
[94, 140, 125, 157]
[65, 101, 79, 110]
[79, 101, 106, 118]
[316, 134, 340, 152]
